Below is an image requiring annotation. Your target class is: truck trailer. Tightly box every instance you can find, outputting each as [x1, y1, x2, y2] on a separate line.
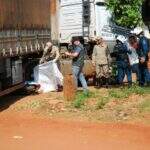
[0, 0, 52, 97]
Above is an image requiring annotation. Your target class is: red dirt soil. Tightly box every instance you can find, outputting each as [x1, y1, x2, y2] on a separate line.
[0, 111, 150, 150]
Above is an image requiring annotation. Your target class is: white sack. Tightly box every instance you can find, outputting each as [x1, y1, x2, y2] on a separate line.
[34, 61, 63, 93]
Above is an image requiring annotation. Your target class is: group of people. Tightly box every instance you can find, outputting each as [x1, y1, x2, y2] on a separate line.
[39, 37, 89, 94]
[39, 27, 150, 94]
[92, 27, 150, 87]
[112, 27, 150, 86]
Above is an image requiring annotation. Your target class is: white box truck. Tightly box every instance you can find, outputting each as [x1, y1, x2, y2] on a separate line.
[59, 0, 130, 50]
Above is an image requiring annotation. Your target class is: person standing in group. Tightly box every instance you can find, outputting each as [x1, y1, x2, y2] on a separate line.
[65, 37, 88, 94]
[127, 35, 140, 83]
[40, 42, 60, 64]
[92, 37, 111, 87]
[131, 27, 150, 86]
[112, 35, 132, 85]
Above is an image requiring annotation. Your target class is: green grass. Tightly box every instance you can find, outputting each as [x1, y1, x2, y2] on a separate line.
[96, 97, 110, 110]
[72, 91, 94, 108]
[139, 99, 150, 113]
[108, 86, 150, 99]
[72, 86, 150, 109]
[15, 100, 44, 111]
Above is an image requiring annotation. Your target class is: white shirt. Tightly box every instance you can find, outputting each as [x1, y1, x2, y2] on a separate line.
[127, 43, 139, 65]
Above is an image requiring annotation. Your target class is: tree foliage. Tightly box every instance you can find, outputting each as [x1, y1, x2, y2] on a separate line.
[106, 0, 144, 28]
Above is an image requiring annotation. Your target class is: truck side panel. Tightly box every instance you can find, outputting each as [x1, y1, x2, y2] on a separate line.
[60, 2, 83, 43]
[0, 0, 50, 30]
[95, 4, 115, 41]
[0, 0, 51, 57]
[59, 0, 113, 44]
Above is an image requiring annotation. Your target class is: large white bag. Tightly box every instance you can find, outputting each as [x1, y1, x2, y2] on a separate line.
[34, 61, 63, 93]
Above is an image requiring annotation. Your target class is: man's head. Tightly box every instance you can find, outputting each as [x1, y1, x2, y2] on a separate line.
[46, 42, 52, 48]
[129, 35, 137, 44]
[44, 42, 53, 52]
[72, 37, 81, 46]
[96, 37, 104, 45]
[128, 35, 138, 49]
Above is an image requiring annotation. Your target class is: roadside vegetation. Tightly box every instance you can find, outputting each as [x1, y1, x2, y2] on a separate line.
[106, 0, 143, 28]
[9, 86, 150, 124]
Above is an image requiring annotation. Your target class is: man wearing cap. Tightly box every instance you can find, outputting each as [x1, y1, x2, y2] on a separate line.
[40, 42, 60, 64]
[131, 27, 150, 86]
[92, 37, 111, 87]
[112, 35, 132, 85]
[65, 37, 88, 94]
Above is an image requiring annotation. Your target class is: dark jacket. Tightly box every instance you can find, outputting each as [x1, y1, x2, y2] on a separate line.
[138, 36, 149, 61]
[113, 41, 130, 61]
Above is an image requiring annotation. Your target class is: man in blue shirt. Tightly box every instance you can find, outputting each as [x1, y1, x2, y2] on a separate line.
[132, 27, 150, 86]
[65, 37, 88, 94]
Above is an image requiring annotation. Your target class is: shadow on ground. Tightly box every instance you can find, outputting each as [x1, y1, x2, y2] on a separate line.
[0, 90, 32, 112]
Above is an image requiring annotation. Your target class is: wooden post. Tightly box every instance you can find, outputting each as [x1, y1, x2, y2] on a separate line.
[61, 60, 76, 101]
[63, 74, 76, 101]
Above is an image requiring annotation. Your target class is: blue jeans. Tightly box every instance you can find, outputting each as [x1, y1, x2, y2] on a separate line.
[146, 69, 150, 83]
[139, 64, 150, 85]
[72, 65, 88, 92]
[117, 61, 132, 84]
[131, 63, 140, 81]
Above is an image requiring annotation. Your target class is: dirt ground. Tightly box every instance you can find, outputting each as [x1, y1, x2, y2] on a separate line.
[0, 111, 150, 150]
[0, 87, 150, 150]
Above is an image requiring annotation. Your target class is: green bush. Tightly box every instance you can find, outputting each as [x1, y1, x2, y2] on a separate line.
[106, 0, 143, 28]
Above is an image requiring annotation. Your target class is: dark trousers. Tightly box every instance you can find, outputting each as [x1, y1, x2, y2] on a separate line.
[131, 63, 140, 81]
[117, 61, 132, 84]
[139, 63, 150, 86]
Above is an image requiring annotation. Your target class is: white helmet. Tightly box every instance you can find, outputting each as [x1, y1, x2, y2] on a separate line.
[130, 27, 143, 35]
[116, 35, 126, 43]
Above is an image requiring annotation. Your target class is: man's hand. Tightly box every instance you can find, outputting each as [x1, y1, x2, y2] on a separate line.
[140, 57, 145, 63]
[52, 59, 57, 63]
[92, 62, 96, 67]
[65, 51, 70, 56]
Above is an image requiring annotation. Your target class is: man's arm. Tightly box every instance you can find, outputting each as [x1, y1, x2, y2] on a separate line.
[92, 46, 96, 65]
[106, 46, 112, 64]
[141, 38, 149, 55]
[65, 51, 79, 57]
[65, 46, 81, 58]
[53, 46, 60, 62]
[39, 47, 49, 64]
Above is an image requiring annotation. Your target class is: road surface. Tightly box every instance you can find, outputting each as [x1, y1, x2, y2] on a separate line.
[0, 112, 150, 150]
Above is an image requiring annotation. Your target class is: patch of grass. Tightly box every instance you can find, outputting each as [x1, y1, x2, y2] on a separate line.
[15, 100, 44, 111]
[131, 86, 150, 95]
[108, 86, 150, 99]
[96, 97, 110, 110]
[139, 99, 150, 113]
[108, 88, 129, 99]
[72, 91, 94, 109]
[109, 89, 123, 99]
